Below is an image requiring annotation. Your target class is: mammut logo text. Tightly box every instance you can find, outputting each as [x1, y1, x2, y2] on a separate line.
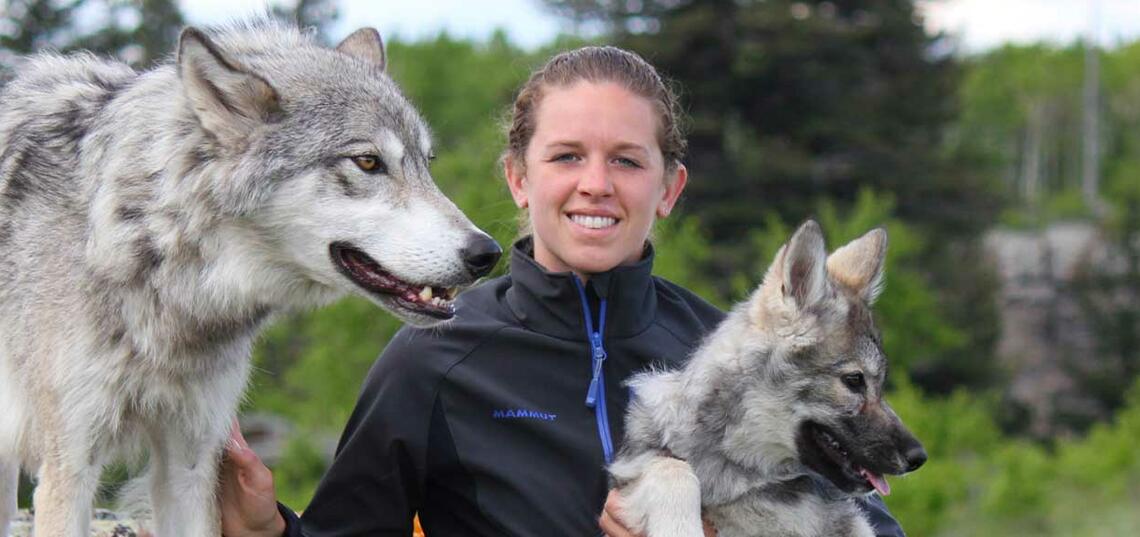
[492, 409, 557, 421]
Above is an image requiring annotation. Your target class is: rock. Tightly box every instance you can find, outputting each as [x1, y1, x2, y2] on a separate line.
[10, 509, 151, 537]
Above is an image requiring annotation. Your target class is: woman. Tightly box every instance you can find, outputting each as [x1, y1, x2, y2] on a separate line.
[221, 46, 904, 537]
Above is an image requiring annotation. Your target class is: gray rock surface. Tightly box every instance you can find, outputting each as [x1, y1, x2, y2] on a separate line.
[10, 509, 149, 536]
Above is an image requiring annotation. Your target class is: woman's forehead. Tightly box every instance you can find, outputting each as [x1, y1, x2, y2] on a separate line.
[531, 81, 660, 148]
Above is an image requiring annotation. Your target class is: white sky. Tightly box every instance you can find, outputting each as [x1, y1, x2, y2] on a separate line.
[919, 0, 1140, 52]
[178, 0, 564, 49]
[178, 0, 1140, 53]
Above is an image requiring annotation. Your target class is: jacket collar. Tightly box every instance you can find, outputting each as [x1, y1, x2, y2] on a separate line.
[505, 236, 658, 340]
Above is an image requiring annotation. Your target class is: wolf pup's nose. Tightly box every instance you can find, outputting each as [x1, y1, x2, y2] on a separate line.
[461, 234, 502, 278]
[904, 444, 927, 473]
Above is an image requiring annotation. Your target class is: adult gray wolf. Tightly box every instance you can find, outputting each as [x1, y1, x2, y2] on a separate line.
[609, 221, 926, 537]
[0, 20, 501, 537]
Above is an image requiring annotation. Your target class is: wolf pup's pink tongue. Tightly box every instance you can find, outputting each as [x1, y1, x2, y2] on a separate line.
[860, 468, 891, 496]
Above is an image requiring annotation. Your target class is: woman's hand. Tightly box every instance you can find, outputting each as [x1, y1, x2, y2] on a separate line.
[220, 419, 287, 537]
[598, 489, 717, 537]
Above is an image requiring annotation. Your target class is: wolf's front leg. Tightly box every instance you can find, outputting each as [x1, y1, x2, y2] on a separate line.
[32, 448, 102, 537]
[610, 454, 704, 537]
[149, 419, 230, 537]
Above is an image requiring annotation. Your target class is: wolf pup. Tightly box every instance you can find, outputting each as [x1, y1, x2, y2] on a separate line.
[610, 221, 926, 537]
[0, 21, 501, 537]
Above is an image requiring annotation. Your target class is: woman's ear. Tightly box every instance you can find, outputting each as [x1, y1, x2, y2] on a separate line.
[504, 156, 528, 209]
[656, 163, 688, 218]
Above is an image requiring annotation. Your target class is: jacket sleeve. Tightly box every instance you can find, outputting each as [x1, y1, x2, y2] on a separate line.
[293, 327, 443, 536]
[858, 495, 906, 537]
[279, 503, 303, 537]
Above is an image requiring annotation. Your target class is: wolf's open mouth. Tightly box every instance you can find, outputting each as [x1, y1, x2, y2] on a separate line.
[798, 422, 891, 497]
[329, 242, 458, 319]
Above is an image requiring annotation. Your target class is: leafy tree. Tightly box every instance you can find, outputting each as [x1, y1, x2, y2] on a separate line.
[954, 43, 1087, 225]
[0, 0, 183, 69]
[885, 376, 1140, 536]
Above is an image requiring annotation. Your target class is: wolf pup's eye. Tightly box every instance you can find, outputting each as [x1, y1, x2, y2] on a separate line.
[842, 373, 866, 392]
[352, 155, 387, 174]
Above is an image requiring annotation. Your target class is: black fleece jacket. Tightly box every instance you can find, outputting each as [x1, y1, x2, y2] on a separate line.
[281, 238, 904, 536]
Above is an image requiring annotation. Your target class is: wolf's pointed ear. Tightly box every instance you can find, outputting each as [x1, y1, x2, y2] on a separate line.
[826, 227, 888, 304]
[178, 27, 281, 144]
[336, 28, 386, 70]
[778, 220, 829, 309]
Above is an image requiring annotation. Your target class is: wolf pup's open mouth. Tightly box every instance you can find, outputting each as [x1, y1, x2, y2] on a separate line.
[796, 422, 892, 497]
[329, 242, 458, 319]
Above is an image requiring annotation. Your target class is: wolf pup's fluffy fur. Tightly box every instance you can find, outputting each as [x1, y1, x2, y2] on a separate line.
[0, 21, 501, 536]
[610, 221, 926, 537]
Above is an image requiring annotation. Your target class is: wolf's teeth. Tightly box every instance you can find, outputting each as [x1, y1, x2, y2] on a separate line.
[419, 286, 433, 301]
[447, 287, 458, 299]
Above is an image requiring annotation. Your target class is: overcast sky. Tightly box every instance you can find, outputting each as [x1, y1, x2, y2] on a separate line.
[178, 0, 1140, 53]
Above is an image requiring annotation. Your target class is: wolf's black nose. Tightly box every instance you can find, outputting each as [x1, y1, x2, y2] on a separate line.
[462, 234, 502, 278]
[904, 445, 927, 472]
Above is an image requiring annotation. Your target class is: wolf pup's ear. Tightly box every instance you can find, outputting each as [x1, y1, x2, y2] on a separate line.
[336, 28, 386, 70]
[778, 220, 829, 309]
[178, 27, 281, 145]
[826, 227, 888, 304]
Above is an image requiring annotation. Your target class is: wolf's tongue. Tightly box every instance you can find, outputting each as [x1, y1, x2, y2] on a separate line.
[860, 468, 891, 496]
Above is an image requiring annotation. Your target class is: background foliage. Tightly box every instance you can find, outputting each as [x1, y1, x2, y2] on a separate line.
[4, 1, 1139, 534]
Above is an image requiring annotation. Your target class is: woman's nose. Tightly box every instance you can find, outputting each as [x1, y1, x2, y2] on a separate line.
[577, 159, 614, 196]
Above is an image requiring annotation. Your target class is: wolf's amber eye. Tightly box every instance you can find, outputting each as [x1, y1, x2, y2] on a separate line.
[842, 373, 866, 392]
[352, 155, 387, 174]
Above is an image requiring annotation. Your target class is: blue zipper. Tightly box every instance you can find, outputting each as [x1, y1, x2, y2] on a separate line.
[572, 277, 615, 464]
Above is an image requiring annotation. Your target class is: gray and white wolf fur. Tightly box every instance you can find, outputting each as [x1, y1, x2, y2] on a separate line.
[0, 21, 501, 537]
[610, 221, 927, 537]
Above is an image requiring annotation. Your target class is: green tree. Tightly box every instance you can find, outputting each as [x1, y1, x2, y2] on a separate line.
[954, 43, 1087, 225]
[1, 0, 184, 68]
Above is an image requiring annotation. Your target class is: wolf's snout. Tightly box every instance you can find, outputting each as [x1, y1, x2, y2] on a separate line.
[903, 443, 927, 472]
[895, 430, 927, 473]
[461, 234, 502, 278]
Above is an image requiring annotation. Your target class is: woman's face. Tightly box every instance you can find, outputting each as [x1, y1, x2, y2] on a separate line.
[505, 81, 687, 277]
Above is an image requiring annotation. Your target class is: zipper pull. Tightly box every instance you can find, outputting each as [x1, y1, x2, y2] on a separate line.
[590, 333, 606, 360]
[585, 332, 607, 407]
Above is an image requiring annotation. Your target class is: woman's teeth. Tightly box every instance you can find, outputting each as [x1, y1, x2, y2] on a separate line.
[570, 214, 617, 229]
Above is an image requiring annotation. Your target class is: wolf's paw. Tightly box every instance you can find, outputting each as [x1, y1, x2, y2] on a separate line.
[620, 457, 704, 537]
